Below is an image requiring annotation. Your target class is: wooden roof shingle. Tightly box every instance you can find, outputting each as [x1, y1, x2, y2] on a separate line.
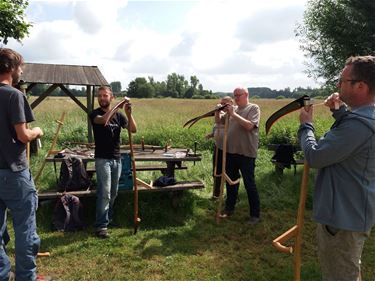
[21, 63, 109, 86]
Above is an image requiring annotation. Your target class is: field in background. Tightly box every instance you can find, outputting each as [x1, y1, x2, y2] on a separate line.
[6, 97, 373, 280]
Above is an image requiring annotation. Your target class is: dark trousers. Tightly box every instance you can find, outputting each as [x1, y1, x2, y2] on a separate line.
[225, 153, 260, 218]
[212, 146, 223, 197]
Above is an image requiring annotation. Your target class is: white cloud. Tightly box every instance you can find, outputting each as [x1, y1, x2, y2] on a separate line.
[73, 0, 128, 34]
[10, 0, 317, 92]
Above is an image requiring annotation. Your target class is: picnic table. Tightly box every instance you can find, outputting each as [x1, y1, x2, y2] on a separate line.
[38, 147, 204, 202]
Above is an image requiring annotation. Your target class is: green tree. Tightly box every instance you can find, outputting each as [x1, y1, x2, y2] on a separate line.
[190, 75, 199, 89]
[166, 73, 188, 98]
[0, 0, 31, 44]
[110, 81, 122, 94]
[296, 0, 375, 87]
[138, 83, 155, 98]
[127, 77, 148, 98]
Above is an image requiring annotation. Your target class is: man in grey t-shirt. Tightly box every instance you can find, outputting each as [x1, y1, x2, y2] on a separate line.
[0, 48, 51, 281]
[216, 87, 261, 225]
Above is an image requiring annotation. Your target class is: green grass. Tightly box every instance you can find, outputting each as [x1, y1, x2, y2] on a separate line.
[4, 97, 375, 280]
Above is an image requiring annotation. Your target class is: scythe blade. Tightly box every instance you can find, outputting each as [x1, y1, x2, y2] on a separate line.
[104, 97, 129, 126]
[183, 104, 227, 128]
[265, 95, 311, 135]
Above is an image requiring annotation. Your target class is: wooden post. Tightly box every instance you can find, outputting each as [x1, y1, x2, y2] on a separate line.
[87, 85, 93, 143]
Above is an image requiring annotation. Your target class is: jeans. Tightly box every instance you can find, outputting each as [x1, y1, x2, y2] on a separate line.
[225, 153, 260, 218]
[0, 169, 40, 281]
[95, 158, 122, 230]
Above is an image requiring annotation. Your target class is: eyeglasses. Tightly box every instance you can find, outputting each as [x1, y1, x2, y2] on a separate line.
[234, 93, 244, 98]
[338, 77, 362, 85]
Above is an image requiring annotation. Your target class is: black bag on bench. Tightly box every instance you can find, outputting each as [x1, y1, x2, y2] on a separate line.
[56, 156, 91, 192]
[271, 144, 297, 173]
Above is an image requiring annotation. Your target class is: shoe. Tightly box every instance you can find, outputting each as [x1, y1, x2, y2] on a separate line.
[95, 229, 109, 239]
[8, 272, 15, 281]
[218, 211, 233, 218]
[108, 221, 119, 228]
[36, 274, 53, 281]
[247, 217, 260, 225]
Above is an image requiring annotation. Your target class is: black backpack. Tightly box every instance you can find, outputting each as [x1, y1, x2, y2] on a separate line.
[56, 156, 91, 192]
[271, 144, 297, 172]
[53, 194, 85, 232]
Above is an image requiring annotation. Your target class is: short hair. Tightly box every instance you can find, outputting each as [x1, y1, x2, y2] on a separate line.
[0, 48, 24, 75]
[221, 96, 233, 104]
[345, 55, 375, 93]
[98, 86, 113, 94]
[233, 87, 249, 97]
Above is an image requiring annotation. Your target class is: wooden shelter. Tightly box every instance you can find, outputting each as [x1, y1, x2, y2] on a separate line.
[20, 63, 109, 142]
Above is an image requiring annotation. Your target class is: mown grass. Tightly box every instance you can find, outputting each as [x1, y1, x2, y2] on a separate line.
[5, 97, 375, 280]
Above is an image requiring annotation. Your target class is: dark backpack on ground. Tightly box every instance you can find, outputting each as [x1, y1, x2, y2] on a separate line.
[53, 194, 85, 232]
[56, 156, 91, 192]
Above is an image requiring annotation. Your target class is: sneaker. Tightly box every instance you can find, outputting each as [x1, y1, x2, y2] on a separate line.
[8, 272, 15, 281]
[95, 229, 109, 239]
[108, 221, 119, 228]
[218, 211, 233, 218]
[247, 217, 260, 225]
[36, 274, 53, 281]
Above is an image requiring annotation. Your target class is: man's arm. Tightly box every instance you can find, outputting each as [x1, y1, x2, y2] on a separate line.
[14, 123, 43, 144]
[227, 105, 257, 131]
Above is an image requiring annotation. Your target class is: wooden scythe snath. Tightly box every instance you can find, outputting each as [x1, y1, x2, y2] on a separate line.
[183, 106, 239, 222]
[266, 95, 312, 281]
[215, 114, 240, 223]
[34, 112, 66, 184]
[127, 124, 141, 234]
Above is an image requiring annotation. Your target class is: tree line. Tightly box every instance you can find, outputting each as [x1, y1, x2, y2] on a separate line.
[26, 73, 217, 99]
[26, 79, 326, 100]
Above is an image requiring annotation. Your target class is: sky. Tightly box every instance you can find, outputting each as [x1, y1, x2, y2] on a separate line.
[7, 0, 319, 92]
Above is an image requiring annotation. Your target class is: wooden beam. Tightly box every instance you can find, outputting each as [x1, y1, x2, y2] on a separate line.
[59, 84, 88, 113]
[26, 83, 37, 93]
[30, 84, 59, 109]
[87, 85, 93, 142]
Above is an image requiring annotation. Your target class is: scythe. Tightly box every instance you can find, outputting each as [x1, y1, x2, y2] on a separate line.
[183, 104, 228, 128]
[266, 95, 312, 281]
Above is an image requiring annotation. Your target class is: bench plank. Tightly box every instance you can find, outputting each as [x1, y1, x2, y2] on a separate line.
[86, 165, 188, 173]
[37, 180, 204, 200]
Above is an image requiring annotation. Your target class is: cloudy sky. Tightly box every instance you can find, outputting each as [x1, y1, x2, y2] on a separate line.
[8, 0, 319, 92]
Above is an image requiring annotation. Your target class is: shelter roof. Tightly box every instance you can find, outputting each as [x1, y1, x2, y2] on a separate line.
[20, 63, 109, 86]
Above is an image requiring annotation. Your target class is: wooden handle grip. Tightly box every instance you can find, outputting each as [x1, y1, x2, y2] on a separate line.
[272, 225, 298, 254]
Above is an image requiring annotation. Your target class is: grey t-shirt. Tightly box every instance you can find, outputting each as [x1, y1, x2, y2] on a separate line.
[226, 103, 260, 158]
[0, 84, 35, 171]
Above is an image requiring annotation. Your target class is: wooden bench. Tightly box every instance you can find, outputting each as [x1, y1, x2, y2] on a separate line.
[37, 180, 205, 201]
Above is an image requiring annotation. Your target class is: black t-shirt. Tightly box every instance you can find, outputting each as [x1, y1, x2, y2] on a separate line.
[89, 108, 127, 160]
[0, 84, 35, 171]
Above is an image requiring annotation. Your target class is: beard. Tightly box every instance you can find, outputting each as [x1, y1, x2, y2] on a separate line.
[12, 71, 20, 85]
[99, 100, 111, 109]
